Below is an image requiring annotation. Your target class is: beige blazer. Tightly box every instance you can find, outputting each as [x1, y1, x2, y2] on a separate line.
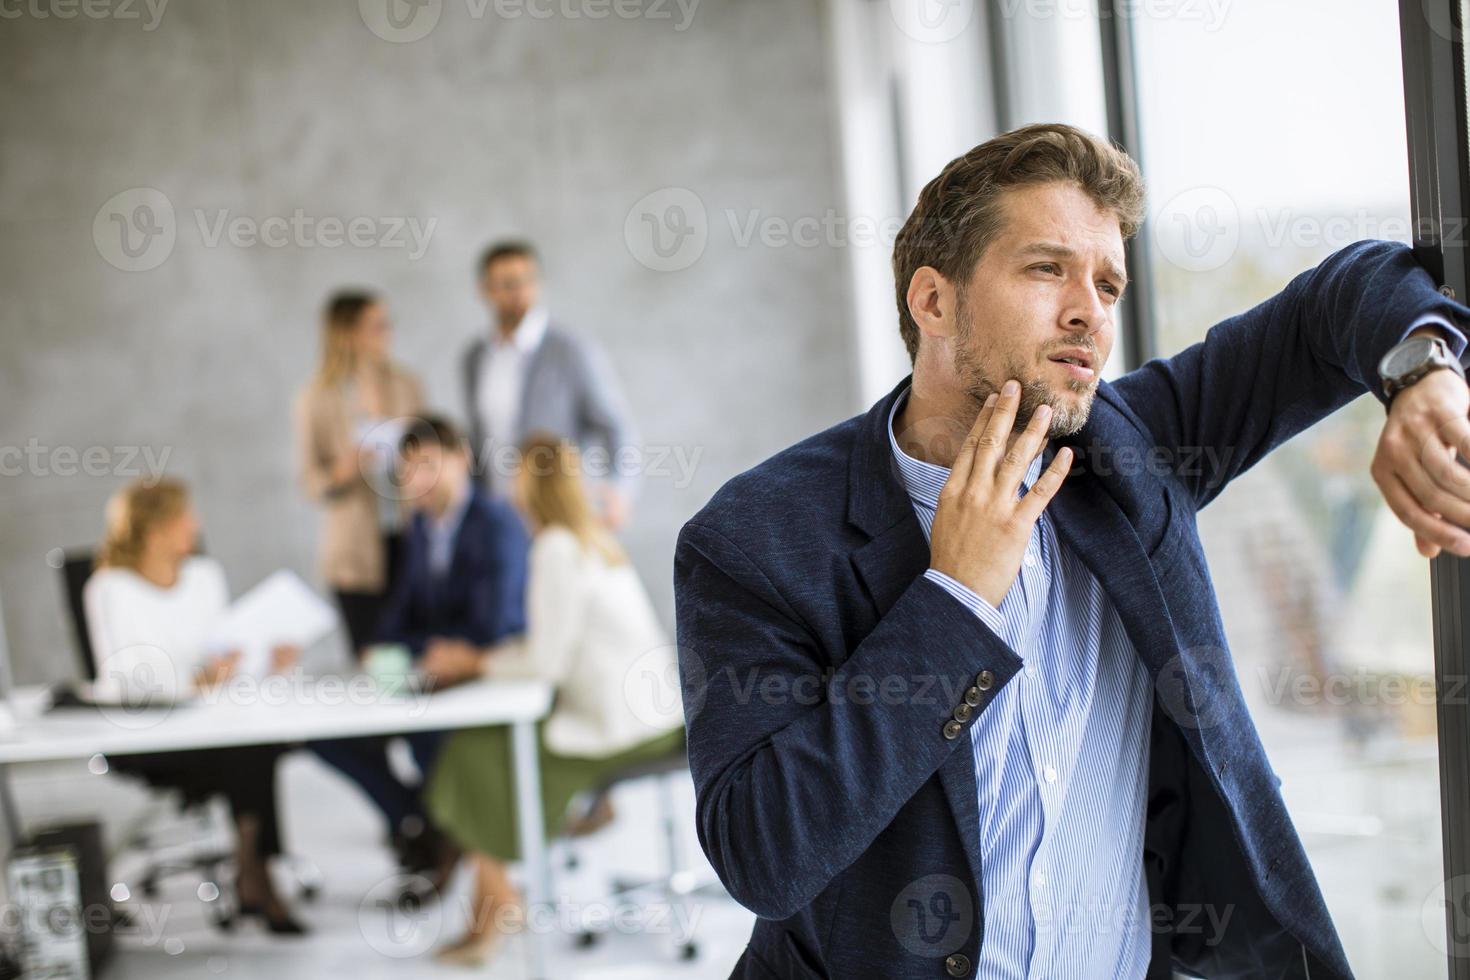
[293, 363, 422, 593]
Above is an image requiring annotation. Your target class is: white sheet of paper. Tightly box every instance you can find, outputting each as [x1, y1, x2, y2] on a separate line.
[208, 570, 340, 677]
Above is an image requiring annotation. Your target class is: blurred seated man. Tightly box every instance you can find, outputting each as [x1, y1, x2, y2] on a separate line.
[311, 414, 529, 893]
[424, 434, 684, 966]
[84, 478, 306, 935]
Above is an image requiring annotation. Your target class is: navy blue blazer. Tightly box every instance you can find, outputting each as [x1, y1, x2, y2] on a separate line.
[674, 241, 1470, 980]
[375, 488, 529, 655]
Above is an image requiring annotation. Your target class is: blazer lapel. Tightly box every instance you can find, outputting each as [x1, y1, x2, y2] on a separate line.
[844, 376, 989, 911]
[1044, 423, 1181, 680]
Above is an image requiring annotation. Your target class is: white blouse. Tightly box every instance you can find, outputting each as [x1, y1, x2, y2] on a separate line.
[484, 526, 683, 757]
[82, 557, 230, 701]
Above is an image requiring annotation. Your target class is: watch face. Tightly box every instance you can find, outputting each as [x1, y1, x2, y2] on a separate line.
[1384, 336, 1435, 379]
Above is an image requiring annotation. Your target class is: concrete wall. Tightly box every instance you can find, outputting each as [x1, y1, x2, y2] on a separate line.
[0, 0, 859, 684]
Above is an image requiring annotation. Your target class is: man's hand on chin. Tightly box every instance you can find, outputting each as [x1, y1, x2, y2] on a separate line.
[1372, 366, 1470, 558]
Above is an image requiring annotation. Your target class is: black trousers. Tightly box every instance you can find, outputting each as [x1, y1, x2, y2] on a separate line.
[111, 744, 287, 857]
[332, 531, 404, 658]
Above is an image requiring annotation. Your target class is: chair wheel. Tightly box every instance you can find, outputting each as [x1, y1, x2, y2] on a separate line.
[679, 941, 698, 961]
[574, 930, 601, 949]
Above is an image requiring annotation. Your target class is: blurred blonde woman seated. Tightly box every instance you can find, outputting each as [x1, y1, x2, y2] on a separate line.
[425, 433, 684, 966]
[82, 478, 305, 934]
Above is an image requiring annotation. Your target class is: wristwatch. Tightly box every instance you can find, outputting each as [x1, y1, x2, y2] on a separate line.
[1377, 333, 1466, 408]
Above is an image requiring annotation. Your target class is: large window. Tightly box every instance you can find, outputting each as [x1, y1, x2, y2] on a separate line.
[1129, 1, 1442, 976]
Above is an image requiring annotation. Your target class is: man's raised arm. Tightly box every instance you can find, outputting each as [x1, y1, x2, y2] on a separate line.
[1111, 239, 1470, 509]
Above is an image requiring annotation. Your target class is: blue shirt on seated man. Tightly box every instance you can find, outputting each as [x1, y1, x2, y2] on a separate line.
[312, 413, 529, 895]
[377, 414, 530, 680]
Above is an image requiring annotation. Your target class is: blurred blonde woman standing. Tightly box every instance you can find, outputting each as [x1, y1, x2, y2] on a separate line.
[425, 434, 685, 966]
[294, 291, 423, 655]
[83, 479, 304, 934]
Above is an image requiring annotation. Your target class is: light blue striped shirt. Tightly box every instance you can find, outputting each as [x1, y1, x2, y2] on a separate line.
[889, 385, 1155, 979]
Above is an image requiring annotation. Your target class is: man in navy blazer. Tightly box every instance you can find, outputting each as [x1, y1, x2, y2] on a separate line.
[375, 416, 530, 661]
[674, 123, 1470, 979]
[315, 414, 529, 890]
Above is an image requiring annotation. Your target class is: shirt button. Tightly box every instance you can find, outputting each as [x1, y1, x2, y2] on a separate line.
[1024, 553, 1037, 568]
[1025, 665, 1036, 678]
[1043, 764, 1058, 784]
[1034, 871, 1046, 887]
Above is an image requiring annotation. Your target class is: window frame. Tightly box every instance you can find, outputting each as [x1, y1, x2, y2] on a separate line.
[1399, 0, 1470, 972]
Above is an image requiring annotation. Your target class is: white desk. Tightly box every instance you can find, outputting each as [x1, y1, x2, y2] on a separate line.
[0, 677, 557, 979]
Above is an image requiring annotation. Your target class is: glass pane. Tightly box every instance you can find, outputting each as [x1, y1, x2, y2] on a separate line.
[1132, 2, 1444, 976]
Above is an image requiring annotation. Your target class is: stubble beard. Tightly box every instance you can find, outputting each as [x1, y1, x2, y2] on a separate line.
[952, 297, 1096, 439]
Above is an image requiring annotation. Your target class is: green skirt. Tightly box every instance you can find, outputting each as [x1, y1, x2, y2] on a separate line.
[425, 721, 687, 862]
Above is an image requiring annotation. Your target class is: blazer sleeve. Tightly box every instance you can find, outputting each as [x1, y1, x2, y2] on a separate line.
[674, 519, 1023, 921]
[575, 335, 642, 500]
[1111, 239, 1470, 510]
[460, 506, 530, 647]
[293, 386, 337, 502]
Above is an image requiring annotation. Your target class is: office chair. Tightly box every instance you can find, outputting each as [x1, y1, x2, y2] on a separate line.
[558, 732, 724, 962]
[57, 548, 321, 930]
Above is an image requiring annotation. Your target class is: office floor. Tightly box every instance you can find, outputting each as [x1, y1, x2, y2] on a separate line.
[13, 709, 1444, 979]
[57, 751, 755, 979]
[86, 740, 1441, 980]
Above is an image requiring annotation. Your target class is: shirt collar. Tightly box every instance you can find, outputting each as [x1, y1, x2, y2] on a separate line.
[432, 485, 473, 537]
[493, 305, 549, 354]
[887, 383, 1044, 508]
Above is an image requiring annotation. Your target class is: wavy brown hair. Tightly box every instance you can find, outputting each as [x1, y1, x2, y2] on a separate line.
[892, 122, 1146, 364]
